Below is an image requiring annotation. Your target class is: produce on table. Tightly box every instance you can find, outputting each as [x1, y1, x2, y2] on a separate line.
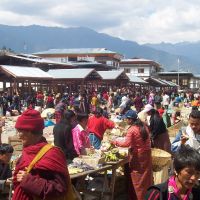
[101, 143, 128, 162]
[68, 167, 84, 175]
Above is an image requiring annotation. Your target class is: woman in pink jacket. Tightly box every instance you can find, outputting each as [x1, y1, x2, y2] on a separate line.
[72, 113, 91, 155]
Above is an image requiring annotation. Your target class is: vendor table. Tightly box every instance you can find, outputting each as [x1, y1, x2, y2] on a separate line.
[70, 157, 129, 200]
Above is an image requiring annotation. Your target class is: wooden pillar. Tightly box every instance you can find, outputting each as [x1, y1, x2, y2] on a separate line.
[16, 81, 20, 94]
[21, 81, 24, 93]
[13, 79, 17, 93]
[3, 80, 6, 92]
[80, 80, 84, 93]
[28, 80, 31, 93]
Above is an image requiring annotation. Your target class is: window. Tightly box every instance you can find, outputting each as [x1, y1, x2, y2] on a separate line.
[68, 57, 77, 62]
[124, 68, 130, 73]
[172, 79, 177, 84]
[106, 61, 113, 66]
[138, 68, 144, 73]
[182, 79, 188, 85]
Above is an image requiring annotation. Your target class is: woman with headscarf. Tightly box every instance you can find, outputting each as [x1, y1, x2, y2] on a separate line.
[111, 110, 153, 200]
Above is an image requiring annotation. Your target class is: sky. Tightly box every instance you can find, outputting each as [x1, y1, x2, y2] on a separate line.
[0, 0, 200, 44]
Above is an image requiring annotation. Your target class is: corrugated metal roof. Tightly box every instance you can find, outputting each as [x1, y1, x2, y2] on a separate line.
[158, 71, 193, 75]
[159, 79, 175, 86]
[71, 61, 103, 66]
[121, 58, 154, 62]
[167, 81, 179, 87]
[145, 77, 167, 86]
[48, 68, 99, 79]
[97, 70, 126, 80]
[0, 65, 53, 79]
[151, 78, 167, 85]
[120, 58, 161, 67]
[34, 48, 118, 55]
[127, 74, 147, 84]
[8, 54, 73, 66]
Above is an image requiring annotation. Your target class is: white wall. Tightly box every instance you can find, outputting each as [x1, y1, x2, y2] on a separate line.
[190, 78, 200, 89]
[77, 56, 95, 62]
[120, 65, 151, 77]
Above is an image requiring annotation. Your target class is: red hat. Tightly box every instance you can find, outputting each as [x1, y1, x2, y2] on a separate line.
[15, 108, 44, 131]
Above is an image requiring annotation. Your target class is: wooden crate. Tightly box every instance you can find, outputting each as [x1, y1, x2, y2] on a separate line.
[8, 135, 23, 155]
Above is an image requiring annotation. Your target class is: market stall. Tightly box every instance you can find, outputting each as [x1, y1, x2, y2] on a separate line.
[69, 158, 129, 200]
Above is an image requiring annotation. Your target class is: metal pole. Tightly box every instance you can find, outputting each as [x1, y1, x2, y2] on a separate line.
[8, 182, 13, 200]
[177, 58, 180, 89]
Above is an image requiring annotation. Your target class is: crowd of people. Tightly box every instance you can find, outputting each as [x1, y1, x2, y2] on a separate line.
[0, 87, 200, 200]
[0, 88, 199, 117]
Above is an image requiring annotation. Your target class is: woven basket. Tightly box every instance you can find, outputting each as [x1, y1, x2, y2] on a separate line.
[168, 120, 183, 137]
[151, 148, 172, 172]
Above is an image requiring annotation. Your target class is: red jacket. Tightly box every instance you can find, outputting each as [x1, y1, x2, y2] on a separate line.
[87, 115, 115, 140]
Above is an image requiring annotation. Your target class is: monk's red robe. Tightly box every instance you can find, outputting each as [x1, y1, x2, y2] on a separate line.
[12, 137, 69, 200]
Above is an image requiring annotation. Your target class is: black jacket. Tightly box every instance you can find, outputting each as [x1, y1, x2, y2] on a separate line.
[150, 113, 167, 139]
[0, 162, 12, 192]
[53, 122, 77, 160]
[145, 181, 200, 200]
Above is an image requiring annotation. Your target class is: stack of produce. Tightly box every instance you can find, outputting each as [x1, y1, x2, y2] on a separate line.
[68, 162, 95, 175]
[100, 142, 128, 162]
[73, 150, 105, 169]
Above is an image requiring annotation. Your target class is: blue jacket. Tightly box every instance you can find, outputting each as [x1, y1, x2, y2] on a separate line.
[171, 129, 183, 153]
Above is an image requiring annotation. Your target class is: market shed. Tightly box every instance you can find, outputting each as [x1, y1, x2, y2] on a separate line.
[126, 74, 148, 92]
[159, 79, 178, 89]
[48, 68, 102, 92]
[127, 74, 147, 85]
[97, 70, 129, 90]
[0, 65, 53, 93]
[145, 77, 168, 90]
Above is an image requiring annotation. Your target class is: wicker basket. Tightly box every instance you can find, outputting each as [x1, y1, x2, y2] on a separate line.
[151, 148, 172, 172]
[168, 120, 183, 137]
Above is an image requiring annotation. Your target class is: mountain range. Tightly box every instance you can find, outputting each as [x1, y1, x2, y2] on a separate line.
[0, 24, 199, 73]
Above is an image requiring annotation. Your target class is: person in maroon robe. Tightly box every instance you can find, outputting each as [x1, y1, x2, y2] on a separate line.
[12, 108, 69, 200]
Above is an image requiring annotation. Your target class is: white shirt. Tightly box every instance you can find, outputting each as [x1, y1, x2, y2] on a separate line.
[162, 94, 170, 106]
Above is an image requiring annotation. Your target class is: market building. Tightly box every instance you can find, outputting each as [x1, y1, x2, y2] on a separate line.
[0, 50, 179, 92]
[119, 58, 162, 78]
[0, 50, 74, 71]
[33, 48, 123, 70]
[157, 71, 200, 90]
[0, 65, 53, 93]
[47, 68, 102, 93]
